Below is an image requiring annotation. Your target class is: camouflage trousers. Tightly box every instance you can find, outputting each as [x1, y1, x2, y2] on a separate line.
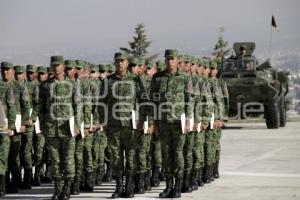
[83, 134, 94, 173]
[183, 132, 195, 173]
[204, 129, 217, 166]
[8, 134, 22, 172]
[192, 130, 205, 169]
[20, 131, 33, 169]
[107, 126, 137, 176]
[74, 135, 83, 179]
[149, 134, 162, 169]
[136, 132, 152, 174]
[33, 132, 45, 167]
[214, 128, 222, 162]
[0, 134, 10, 175]
[158, 122, 185, 179]
[48, 136, 75, 178]
[92, 131, 107, 170]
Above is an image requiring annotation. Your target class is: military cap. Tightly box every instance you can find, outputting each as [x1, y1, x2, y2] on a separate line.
[50, 56, 64, 65]
[114, 52, 129, 60]
[99, 64, 106, 71]
[47, 67, 53, 74]
[191, 57, 198, 65]
[202, 59, 210, 68]
[156, 61, 166, 70]
[198, 58, 203, 66]
[14, 65, 26, 73]
[178, 54, 183, 62]
[108, 64, 116, 72]
[146, 60, 156, 69]
[183, 54, 192, 62]
[128, 57, 139, 66]
[209, 60, 218, 69]
[26, 64, 37, 72]
[37, 66, 48, 73]
[1, 62, 13, 69]
[65, 60, 76, 69]
[75, 60, 85, 69]
[164, 49, 179, 58]
[90, 64, 99, 72]
[138, 57, 145, 65]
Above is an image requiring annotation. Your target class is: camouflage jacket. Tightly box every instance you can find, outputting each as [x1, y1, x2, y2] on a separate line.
[208, 78, 225, 121]
[98, 72, 146, 128]
[0, 80, 31, 128]
[89, 78, 102, 126]
[39, 76, 81, 137]
[150, 69, 193, 122]
[0, 82, 17, 132]
[194, 76, 214, 124]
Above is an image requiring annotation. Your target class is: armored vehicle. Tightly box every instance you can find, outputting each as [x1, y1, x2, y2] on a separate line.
[220, 42, 290, 129]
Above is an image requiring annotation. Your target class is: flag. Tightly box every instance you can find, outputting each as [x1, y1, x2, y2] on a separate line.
[271, 15, 279, 31]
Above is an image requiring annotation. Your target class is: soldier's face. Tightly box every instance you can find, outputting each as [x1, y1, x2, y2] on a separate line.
[131, 65, 139, 75]
[165, 57, 178, 71]
[66, 68, 76, 79]
[115, 59, 129, 73]
[146, 67, 157, 77]
[38, 73, 48, 82]
[1, 68, 14, 81]
[76, 68, 85, 79]
[27, 71, 37, 81]
[210, 68, 218, 77]
[90, 72, 99, 80]
[138, 64, 146, 76]
[197, 65, 204, 75]
[203, 67, 210, 77]
[15, 73, 26, 81]
[52, 64, 65, 77]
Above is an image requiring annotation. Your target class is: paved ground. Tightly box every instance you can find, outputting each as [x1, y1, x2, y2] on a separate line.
[4, 122, 300, 200]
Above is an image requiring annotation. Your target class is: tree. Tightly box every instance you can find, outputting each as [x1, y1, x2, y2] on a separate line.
[120, 23, 158, 59]
[212, 27, 231, 63]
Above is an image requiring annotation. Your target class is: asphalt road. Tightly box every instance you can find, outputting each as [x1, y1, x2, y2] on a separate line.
[4, 122, 300, 200]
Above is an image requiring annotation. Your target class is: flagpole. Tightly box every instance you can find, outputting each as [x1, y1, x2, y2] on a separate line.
[268, 21, 273, 64]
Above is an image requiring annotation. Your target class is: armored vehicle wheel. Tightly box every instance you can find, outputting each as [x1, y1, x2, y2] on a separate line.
[265, 103, 279, 129]
[279, 97, 287, 127]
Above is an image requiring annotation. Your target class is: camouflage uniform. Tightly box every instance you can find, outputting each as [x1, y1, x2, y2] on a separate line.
[39, 56, 81, 200]
[0, 62, 17, 196]
[99, 52, 146, 198]
[150, 49, 193, 198]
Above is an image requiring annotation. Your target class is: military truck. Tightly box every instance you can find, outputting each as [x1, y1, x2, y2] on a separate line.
[220, 42, 290, 129]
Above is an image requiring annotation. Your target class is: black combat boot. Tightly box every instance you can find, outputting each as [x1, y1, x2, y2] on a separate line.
[134, 173, 145, 194]
[70, 176, 80, 195]
[95, 167, 105, 185]
[170, 177, 182, 198]
[111, 175, 123, 199]
[123, 174, 134, 198]
[6, 171, 19, 193]
[51, 178, 61, 200]
[190, 169, 199, 191]
[198, 167, 204, 187]
[0, 175, 5, 197]
[60, 178, 73, 200]
[104, 164, 112, 182]
[21, 169, 32, 189]
[214, 160, 220, 179]
[210, 164, 215, 182]
[181, 171, 192, 193]
[42, 165, 52, 183]
[159, 176, 173, 198]
[84, 172, 94, 192]
[32, 166, 42, 186]
[203, 166, 211, 184]
[144, 170, 151, 191]
[150, 167, 160, 187]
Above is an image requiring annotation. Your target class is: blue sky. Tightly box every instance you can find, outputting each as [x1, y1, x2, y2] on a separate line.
[0, 0, 299, 65]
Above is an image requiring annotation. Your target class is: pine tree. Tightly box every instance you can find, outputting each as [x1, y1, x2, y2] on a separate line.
[120, 23, 158, 59]
[212, 27, 231, 63]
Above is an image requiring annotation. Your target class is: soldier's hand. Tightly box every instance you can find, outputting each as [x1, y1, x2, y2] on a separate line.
[193, 123, 199, 132]
[8, 129, 13, 137]
[84, 128, 89, 137]
[20, 125, 26, 133]
[75, 128, 80, 136]
[213, 121, 219, 129]
[184, 119, 190, 134]
[147, 124, 154, 134]
[201, 123, 209, 130]
[137, 121, 144, 131]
